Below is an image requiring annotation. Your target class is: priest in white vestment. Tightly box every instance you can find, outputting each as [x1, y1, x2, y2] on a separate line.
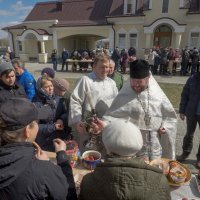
[102, 59, 177, 160]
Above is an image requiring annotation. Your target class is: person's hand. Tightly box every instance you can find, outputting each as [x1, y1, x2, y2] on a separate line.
[180, 113, 185, 121]
[55, 119, 64, 130]
[53, 138, 66, 153]
[90, 118, 105, 135]
[158, 127, 166, 135]
[35, 150, 50, 161]
[75, 122, 87, 134]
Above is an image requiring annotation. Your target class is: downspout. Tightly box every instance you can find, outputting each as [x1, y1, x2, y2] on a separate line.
[105, 17, 115, 49]
[111, 24, 116, 48]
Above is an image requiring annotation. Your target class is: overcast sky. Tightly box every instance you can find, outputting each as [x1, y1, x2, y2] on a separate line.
[0, 0, 54, 39]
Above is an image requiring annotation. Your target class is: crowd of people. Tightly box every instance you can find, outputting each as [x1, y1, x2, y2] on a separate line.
[145, 46, 200, 76]
[50, 45, 200, 77]
[0, 45, 199, 199]
[49, 46, 137, 73]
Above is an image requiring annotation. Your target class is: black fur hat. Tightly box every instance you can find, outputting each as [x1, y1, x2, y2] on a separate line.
[130, 59, 150, 79]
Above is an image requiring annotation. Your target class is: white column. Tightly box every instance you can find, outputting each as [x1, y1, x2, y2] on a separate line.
[145, 33, 152, 48]
[175, 33, 182, 49]
[109, 28, 114, 50]
[21, 40, 25, 53]
[132, 0, 136, 14]
[124, 0, 127, 14]
[8, 32, 14, 51]
[40, 41, 45, 53]
[53, 30, 58, 50]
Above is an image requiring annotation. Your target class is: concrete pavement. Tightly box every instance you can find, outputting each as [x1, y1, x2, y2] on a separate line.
[25, 62, 189, 84]
[25, 62, 200, 171]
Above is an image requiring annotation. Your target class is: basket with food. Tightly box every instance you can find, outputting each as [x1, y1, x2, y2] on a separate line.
[150, 158, 191, 186]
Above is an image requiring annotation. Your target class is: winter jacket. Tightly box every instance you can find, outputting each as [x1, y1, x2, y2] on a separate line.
[62, 50, 69, 61]
[0, 80, 27, 106]
[111, 49, 121, 62]
[0, 142, 77, 200]
[80, 157, 170, 200]
[179, 72, 200, 118]
[110, 71, 124, 91]
[32, 82, 68, 151]
[16, 69, 36, 101]
[51, 52, 57, 61]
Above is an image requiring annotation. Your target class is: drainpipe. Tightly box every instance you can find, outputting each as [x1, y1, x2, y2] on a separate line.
[111, 24, 116, 48]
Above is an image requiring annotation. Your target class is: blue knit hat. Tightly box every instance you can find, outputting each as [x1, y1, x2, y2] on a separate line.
[41, 67, 55, 79]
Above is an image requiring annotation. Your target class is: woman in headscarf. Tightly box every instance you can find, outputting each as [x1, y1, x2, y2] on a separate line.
[33, 76, 69, 152]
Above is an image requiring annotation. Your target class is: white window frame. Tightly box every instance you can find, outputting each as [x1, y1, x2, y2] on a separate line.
[189, 27, 200, 48]
[16, 40, 22, 52]
[118, 34, 126, 50]
[128, 28, 138, 49]
[129, 34, 138, 48]
[162, 0, 169, 13]
[179, 0, 189, 8]
[124, 0, 136, 14]
[149, 0, 153, 9]
[117, 28, 127, 50]
[190, 33, 200, 48]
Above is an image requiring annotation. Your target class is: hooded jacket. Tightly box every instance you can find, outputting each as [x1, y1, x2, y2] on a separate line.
[0, 142, 75, 200]
[16, 69, 36, 101]
[0, 80, 27, 106]
[32, 79, 68, 151]
[179, 72, 200, 118]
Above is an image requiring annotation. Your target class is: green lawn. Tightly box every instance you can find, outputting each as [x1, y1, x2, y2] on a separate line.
[159, 83, 184, 109]
[66, 78, 183, 108]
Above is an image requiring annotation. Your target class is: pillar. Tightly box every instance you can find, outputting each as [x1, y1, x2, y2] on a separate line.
[53, 30, 58, 50]
[40, 41, 45, 53]
[109, 28, 114, 50]
[175, 33, 182, 49]
[145, 33, 152, 49]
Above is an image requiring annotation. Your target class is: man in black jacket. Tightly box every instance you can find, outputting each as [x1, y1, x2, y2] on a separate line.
[0, 61, 27, 105]
[177, 72, 200, 167]
[0, 98, 77, 200]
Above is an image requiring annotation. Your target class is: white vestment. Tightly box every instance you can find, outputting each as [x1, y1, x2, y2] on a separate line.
[103, 75, 177, 160]
[69, 71, 118, 126]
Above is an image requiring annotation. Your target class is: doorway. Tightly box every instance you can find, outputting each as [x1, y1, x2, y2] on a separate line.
[154, 25, 172, 48]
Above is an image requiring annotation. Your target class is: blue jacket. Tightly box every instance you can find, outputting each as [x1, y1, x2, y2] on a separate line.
[62, 50, 69, 61]
[16, 69, 36, 101]
[179, 73, 200, 118]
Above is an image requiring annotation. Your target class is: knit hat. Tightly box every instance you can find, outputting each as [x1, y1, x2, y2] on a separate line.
[130, 59, 150, 79]
[41, 67, 55, 79]
[0, 98, 38, 131]
[53, 78, 69, 95]
[0, 62, 14, 76]
[102, 119, 143, 156]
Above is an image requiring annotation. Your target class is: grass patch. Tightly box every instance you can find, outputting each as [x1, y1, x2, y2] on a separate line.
[67, 78, 78, 92]
[66, 78, 184, 108]
[159, 83, 184, 108]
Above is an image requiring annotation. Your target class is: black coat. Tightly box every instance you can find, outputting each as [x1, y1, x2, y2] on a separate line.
[0, 80, 27, 106]
[179, 73, 200, 118]
[0, 142, 77, 200]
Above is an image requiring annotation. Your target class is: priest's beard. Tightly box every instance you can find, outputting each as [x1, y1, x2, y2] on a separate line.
[131, 84, 148, 93]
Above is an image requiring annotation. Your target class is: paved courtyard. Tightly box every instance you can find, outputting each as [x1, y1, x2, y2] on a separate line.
[25, 62, 200, 172]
